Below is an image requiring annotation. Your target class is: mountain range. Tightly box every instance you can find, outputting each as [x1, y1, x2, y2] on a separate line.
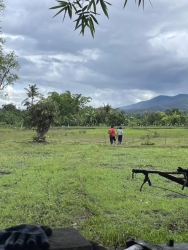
[118, 94, 188, 112]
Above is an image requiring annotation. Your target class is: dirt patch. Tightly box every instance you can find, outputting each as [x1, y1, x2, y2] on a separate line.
[36, 152, 50, 155]
[133, 164, 158, 170]
[114, 154, 130, 156]
[141, 210, 170, 217]
[23, 151, 50, 156]
[165, 193, 184, 198]
[183, 219, 188, 225]
[153, 222, 162, 229]
[153, 210, 170, 217]
[97, 163, 109, 167]
[96, 163, 124, 169]
[0, 171, 11, 175]
[151, 210, 160, 214]
[168, 223, 178, 231]
[62, 166, 76, 171]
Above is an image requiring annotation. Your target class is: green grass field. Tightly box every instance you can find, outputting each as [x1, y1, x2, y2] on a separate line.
[1, 126, 188, 246]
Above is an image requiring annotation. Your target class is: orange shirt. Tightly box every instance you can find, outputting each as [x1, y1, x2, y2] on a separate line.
[108, 128, 116, 137]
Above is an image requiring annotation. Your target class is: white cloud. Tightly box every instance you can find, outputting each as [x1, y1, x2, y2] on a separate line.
[0, 86, 25, 108]
[0, 85, 63, 109]
[148, 30, 188, 59]
[2, 33, 25, 41]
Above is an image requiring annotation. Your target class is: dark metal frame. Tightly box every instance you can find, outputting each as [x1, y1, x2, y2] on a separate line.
[132, 167, 188, 191]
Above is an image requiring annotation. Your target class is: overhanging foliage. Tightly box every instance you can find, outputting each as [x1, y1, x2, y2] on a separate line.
[50, 0, 149, 37]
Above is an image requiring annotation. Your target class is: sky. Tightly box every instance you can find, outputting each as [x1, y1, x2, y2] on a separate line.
[1, 0, 188, 109]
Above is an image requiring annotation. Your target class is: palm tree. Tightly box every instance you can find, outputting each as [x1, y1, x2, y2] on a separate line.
[86, 108, 97, 125]
[103, 103, 112, 114]
[22, 84, 41, 106]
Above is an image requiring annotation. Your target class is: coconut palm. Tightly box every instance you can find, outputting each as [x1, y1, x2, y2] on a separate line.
[22, 84, 41, 106]
[86, 108, 97, 125]
[102, 103, 112, 115]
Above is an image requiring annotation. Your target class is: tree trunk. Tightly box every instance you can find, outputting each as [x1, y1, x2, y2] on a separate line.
[36, 125, 50, 138]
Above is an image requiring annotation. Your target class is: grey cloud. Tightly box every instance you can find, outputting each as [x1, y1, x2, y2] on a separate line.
[2, 0, 188, 107]
[18, 57, 35, 66]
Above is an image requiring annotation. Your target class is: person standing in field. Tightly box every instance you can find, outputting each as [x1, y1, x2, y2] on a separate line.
[117, 126, 123, 144]
[108, 125, 117, 145]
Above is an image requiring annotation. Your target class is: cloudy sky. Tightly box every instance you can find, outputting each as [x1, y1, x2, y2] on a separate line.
[1, 0, 188, 108]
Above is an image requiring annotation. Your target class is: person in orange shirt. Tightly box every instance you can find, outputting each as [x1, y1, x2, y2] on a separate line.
[108, 125, 117, 145]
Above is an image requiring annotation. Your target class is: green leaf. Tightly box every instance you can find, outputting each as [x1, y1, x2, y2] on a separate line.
[136, 0, 144, 8]
[88, 17, 95, 38]
[80, 11, 90, 15]
[49, 1, 68, 9]
[82, 5, 88, 12]
[57, 1, 68, 5]
[90, 14, 99, 24]
[75, 0, 82, 8]
[89, 17, 95, 32]
[75, 23, 82, 31]
[92, 0, 97, 13]
[81, 21, 85, 35]
[99, 0, 109, 18]
[87, 1, 93, 11]
[123, 0, 128, 8]
[148, 0, 153, 8]
[85, 18, 89, 27]
[90, 26, 94, 38]
[49, 5, 63, 10]
[104, 1, 112, 5]
[63, 8, 67, 21]
[68, 5, 72, 18]
[74, 17, 80, 22]
[90, 11, 100, 15]
[74, 15, 82, 29]
[52, 7, 66, 18]
[72, 4, 77, 12]
[75, 9, 82, 14]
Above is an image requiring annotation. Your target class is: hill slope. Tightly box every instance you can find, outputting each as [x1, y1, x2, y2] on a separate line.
[119, 94, 188, 112]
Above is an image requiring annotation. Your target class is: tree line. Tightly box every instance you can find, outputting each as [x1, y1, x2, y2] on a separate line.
[1, 85, 188, 135]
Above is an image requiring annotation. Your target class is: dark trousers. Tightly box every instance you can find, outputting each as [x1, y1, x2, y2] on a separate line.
[110, 136, 116, 144]
[118, 135, 123, 144]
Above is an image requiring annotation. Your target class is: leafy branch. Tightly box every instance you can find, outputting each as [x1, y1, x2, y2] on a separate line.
[50, 0, 148, 38]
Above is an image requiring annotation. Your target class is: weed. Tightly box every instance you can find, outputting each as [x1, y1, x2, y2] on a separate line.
[141, 133, 155, 145]
[153, 131, 160, 138]
[79, 130, 87, 134]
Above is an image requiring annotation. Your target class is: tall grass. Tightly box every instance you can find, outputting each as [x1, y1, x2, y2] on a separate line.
[0, 126, 188, 246]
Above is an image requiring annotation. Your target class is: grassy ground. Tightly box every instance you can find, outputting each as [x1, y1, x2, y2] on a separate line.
[1, 126, 188, 246]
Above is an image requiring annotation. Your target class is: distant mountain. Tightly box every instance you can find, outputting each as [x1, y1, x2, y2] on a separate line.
[118, 94, 188, 112]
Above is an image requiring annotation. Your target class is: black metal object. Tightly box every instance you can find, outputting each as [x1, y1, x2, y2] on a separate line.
[158, 242, 188, 249]
[125, 238, 188, 249]
[126, 238, 163, 249]
[132, 167, 188, 191]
